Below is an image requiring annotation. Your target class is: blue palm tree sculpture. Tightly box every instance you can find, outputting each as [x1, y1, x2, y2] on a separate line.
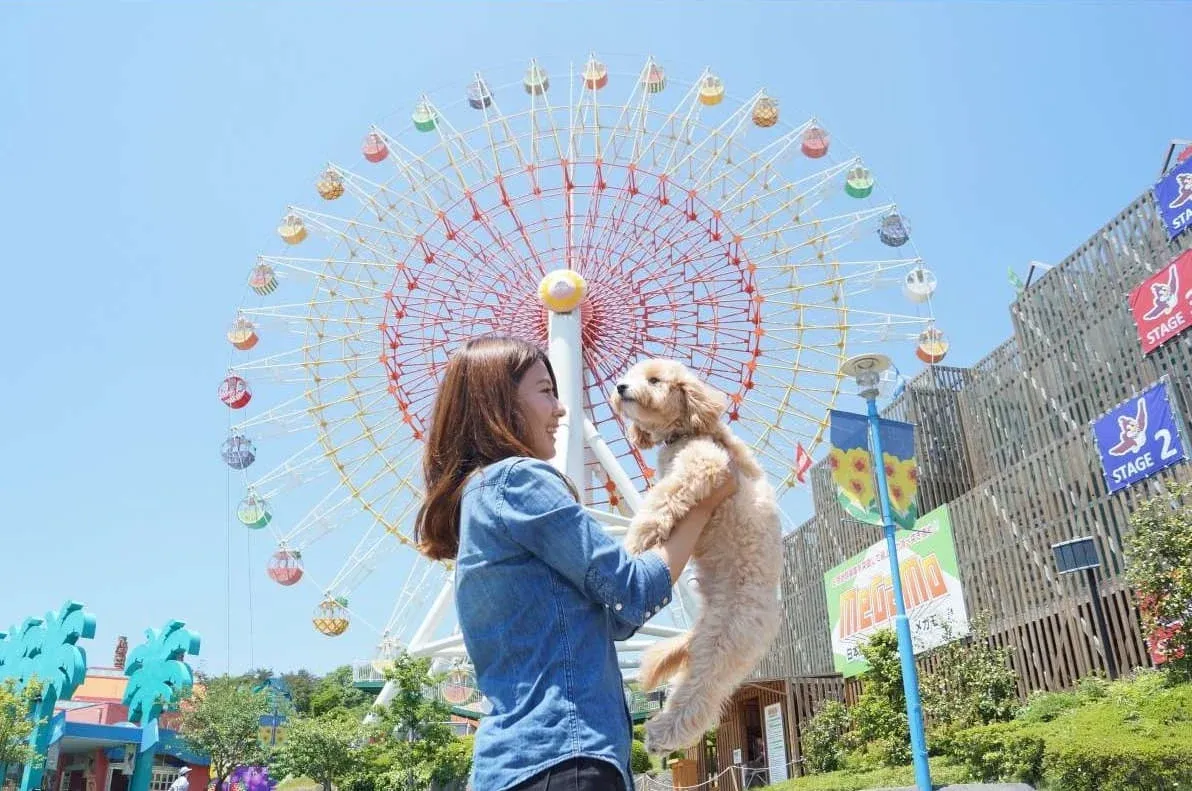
[6, 601, 97, 791]
[123, 620, 201, 791]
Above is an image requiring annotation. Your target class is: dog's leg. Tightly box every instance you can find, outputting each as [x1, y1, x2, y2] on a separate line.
[625, 442, 730, 553]
[644, 598, 777, 754]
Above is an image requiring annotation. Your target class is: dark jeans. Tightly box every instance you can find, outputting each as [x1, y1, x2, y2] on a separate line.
[507, 757, 625, 790]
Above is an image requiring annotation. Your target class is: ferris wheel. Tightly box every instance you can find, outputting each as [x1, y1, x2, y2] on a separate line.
[219, 53, 944, 685]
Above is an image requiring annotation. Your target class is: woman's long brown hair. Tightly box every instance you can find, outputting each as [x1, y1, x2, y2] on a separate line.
[415, 335, 558, 560]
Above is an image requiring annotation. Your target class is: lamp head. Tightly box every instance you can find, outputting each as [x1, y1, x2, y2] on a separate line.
[841, 353, 892, 400]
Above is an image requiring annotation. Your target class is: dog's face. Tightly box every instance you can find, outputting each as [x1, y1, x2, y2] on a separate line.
[610, 359, 727, 448]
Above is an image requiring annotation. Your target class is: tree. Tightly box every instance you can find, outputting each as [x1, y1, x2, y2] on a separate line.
[270, 711, 359, 791]
[921, 615, 1018, 732]
[178, 676, 270, 791]
[852, 629, 909, 767]
[355, 655, 469, 791]
[309, 667, 371, 717]
[802, 699, 851, 773]
[0, 679, 40, 769]
[280, 670, 319, 716]
[1125, 481, 1192, 679]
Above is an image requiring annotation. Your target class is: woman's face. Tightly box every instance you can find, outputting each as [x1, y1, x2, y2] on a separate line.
[516, 359, 565, 460]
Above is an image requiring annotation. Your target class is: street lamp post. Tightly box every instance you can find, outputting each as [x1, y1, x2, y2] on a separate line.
[841, 353, 932, 791]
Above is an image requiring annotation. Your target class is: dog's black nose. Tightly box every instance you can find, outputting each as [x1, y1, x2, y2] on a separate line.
[616, 383, 628, 395]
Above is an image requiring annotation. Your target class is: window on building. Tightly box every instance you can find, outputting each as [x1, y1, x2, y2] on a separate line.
[150, 770, 179, 791]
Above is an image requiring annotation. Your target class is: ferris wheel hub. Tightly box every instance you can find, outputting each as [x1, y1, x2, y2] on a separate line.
[538, 269, 589, 313]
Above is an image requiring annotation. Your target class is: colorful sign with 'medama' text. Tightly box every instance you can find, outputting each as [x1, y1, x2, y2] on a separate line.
[823, 504, 969, 678]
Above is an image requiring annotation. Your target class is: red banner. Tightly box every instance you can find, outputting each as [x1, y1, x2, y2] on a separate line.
[1129, 250, 1192, 354]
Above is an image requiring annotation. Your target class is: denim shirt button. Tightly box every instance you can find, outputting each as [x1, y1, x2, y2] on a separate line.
[614, 602, 623, 611]
[662, 596, 670, 605]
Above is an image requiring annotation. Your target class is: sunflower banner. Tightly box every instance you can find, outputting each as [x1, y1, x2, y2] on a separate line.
[828, 410, 919, 529]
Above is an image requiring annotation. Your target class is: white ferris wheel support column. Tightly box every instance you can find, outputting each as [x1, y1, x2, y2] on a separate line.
[539, 269, 700, 631]
[541, 270, 588, 487]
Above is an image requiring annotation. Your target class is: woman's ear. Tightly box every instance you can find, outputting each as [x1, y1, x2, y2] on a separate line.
[626, 423, 656, 449]
[681, 378, 728, 435]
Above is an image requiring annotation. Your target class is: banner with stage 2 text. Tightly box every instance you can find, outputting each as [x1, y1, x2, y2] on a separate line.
[1092, 381, 1187, 494]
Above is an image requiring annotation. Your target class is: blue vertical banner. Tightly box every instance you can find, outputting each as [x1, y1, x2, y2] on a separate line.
[1154, 156, 1192, 239]
[829, 410, 918, 528]
[1092, 381, 1187, 493]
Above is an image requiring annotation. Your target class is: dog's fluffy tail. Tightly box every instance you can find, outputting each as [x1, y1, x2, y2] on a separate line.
[639, 633, 691, 691]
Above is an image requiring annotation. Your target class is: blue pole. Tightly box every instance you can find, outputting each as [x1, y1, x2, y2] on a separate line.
[866, 395, 932, 791]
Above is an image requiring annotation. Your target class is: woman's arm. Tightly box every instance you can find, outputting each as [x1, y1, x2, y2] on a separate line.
[496, 457, 735, 626]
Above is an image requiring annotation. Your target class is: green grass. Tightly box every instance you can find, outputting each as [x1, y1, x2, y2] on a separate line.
[274, 777, 324, 791]
[767, 758, 967, 791]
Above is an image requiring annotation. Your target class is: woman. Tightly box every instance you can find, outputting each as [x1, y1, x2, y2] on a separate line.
[416, 336, 736, 791]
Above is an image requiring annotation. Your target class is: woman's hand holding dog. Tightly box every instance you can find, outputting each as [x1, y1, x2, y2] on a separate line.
[644, 460, 738, 584]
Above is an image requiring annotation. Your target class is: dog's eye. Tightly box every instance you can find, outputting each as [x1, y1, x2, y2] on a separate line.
[647, 377, 661, 385]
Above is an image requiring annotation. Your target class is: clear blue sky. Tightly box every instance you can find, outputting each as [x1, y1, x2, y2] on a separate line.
[1, 1, 1187, 678]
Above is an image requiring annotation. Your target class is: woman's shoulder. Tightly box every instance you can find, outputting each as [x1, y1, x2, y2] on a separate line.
[465, 456, 560, 491]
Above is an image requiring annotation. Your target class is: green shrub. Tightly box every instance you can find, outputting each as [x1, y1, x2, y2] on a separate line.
[767, 757, 967, 791]
[849, 695, 908, 767]
[947, 678, 1192, 790]
[1043, 733, 1192, 791]
[802, 700, 851, 773]
[921, 615, 1018, 732]
[630, 740, 651, 774]
[1016, 689, 1082, 723]
[946, 720, 1046, 784]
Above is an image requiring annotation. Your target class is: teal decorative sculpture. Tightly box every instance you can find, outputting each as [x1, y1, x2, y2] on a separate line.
[123, 620, 201, 791]
[0, 601, 97, 791]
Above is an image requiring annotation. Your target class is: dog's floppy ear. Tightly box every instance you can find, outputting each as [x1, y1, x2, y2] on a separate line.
[680, 377, 728, 435]
[626, 423, 657, 449]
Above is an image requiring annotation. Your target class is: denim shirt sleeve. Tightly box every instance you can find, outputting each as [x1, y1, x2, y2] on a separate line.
[498, 458, 673, 628]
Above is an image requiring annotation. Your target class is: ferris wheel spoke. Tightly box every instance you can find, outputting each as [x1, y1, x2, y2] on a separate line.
[382, 562, 451, 643]
[332, 165, 442, 233]
[291, 206, 415, 255]
[748, 377, 840, 421]
[326, 521, 411, 593]
[598, 57, 661, 166]
[667, 87, 766, 187]
[366, 124, 470, 213]
[639, 68, 711, 174]
[707, 130, 845, 215]
[427, 89, 501, 189]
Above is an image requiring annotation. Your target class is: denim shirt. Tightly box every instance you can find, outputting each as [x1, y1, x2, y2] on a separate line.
[455, 456, 674, 791]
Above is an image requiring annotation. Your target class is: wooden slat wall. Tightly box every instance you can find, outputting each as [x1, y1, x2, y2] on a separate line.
[748, 190, 1191, 697]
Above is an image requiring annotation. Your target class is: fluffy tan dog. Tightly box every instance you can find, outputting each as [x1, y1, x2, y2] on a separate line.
[610, 359, 783, 754]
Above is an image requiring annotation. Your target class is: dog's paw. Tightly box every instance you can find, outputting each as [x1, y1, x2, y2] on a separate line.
[644, 713, 695, 755]
[643, 716, 670, 756]
[628, 513, 671, 551]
